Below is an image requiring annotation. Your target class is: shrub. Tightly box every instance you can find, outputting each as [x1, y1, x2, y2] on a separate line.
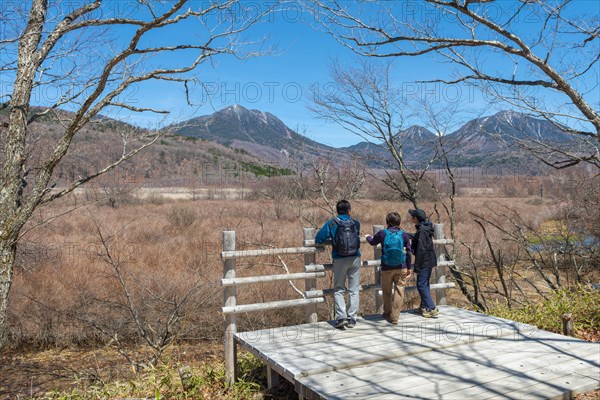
[38, 353, 266, 400]
[165, 205, 197, 228]
[489, 285, 600, 338]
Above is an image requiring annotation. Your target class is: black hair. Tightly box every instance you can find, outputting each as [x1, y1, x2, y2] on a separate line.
[336, 199, 351, 215]
[386, 212, 401, 227]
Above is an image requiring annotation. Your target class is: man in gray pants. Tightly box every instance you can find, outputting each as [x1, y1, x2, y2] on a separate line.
[315, 200, 361, 329]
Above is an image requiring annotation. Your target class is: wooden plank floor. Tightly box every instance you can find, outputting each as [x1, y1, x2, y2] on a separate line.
[235, 306, 600, 399]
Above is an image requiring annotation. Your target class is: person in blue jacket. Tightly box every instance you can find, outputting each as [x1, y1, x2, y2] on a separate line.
[315, 200, 361, 329]
[365, 212, 412, 325]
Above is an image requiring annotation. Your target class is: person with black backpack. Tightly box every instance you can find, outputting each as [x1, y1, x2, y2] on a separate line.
[315, 200, 361, 329]
[408, 208, 439, 318]
[365, 212, 413, 325]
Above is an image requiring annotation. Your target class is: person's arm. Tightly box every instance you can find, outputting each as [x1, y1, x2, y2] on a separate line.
[411, 228, 420, 255]
[403, 232, 412, 269]
[314, 221, 331, 245]
[402, 232, 413, 277]
[365, 229, 385, 246]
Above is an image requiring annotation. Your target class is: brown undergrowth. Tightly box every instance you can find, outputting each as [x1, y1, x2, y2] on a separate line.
[2, 195, 598, 398]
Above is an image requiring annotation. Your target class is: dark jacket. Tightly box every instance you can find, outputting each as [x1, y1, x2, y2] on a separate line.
[366, 227, 412, 270]
[412, 221, 437, 273]
[315, 214, 361, 259]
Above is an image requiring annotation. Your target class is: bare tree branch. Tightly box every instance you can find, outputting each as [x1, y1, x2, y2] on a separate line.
[307, 0, 600, 168]
[0, 0, 277, 341]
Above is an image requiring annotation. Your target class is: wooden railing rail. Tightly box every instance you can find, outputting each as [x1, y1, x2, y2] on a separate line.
[221, 272, 326, 287]
[221, 224, 456, 387]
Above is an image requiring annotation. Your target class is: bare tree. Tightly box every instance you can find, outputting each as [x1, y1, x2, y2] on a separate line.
[309, 0, 599, 169]
[290, 155, 366, 225]
[88, 219, 217, 370]
[474, 218, 514, 308]
[310, 60, 438, 208]
[416, 101, 494, 310]
[22, 216, 219, 370]
[0, 0, 275, 341]
[310, 59, 496, 310]
[461, 199, 599, 308]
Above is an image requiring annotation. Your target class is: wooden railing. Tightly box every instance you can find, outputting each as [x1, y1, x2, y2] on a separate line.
[221, 224, 456, 385]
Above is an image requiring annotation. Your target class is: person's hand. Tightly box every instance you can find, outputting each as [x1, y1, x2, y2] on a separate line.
[364, 234, 371, 240]
[406, 269, 413, 278]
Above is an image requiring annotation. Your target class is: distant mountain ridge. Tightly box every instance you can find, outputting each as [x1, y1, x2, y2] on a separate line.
[0, 106, 290, 188]
[340, 125, 438, 167]
[171, 105, 580, 169]
[13, 105, 582, 187]
[442, 110, 577, 168]
[172, 104, 344, 165]
[450, 110, 574, 151]
[340, 111, 577, 168]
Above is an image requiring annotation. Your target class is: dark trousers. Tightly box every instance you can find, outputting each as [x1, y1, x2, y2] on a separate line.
[416, 267, 436, 310]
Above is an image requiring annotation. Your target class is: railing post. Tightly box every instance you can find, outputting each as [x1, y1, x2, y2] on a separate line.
[562, 313, 574, 337]
[303, 228, 318, 323]
[373, 225, 384, 314]
[433, 224, 447, 306]
[223, 231, 237, 386]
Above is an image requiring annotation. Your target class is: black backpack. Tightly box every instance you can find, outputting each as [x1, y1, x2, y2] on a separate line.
[331, 217, 359, 257]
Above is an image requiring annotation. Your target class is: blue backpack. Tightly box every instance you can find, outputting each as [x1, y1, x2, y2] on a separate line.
[381, 229, 406, 266]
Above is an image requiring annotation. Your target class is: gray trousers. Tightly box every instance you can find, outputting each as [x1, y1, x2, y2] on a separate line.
[332, 256, 361, 320]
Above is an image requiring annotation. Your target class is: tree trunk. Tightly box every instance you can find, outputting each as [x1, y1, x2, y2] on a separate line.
[0, 238, 17, 346]
[0, 0, 47, 341]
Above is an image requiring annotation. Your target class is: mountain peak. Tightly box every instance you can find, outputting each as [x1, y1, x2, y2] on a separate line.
[219, 105, 274, 125]
[172, 105, 337, 164]
[404, 125, 435, 135]
[491, 110, 527, 125]
[448, 110, 574, 157]
[494, 110, 520, 117]
[221, 104, 248, 114]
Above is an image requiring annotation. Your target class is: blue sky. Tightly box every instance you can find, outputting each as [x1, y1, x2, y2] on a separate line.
[6, 1, 599, 148]
[128, 2, 486, 146]
[126, 2, 370, 146]
[119, 2, 470, 145]
[121, 0, 598, 147]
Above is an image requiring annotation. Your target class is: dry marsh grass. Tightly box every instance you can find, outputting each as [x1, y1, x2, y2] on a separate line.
[7, 194, 576, 349]
[2, 192, 598, 399]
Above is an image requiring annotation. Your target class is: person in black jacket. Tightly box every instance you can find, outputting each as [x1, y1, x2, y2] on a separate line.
[408, 209, 439, 318]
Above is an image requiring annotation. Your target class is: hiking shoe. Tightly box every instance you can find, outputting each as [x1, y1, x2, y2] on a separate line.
[421, 308, 440, 318]
[416, 308, 425, 315]
[347, 318, 356, 328]
[334, 319, 348, 329]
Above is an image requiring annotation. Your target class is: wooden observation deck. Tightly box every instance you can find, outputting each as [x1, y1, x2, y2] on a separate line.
[236, 306, 599, 399]
[221, 225, 600, 399]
